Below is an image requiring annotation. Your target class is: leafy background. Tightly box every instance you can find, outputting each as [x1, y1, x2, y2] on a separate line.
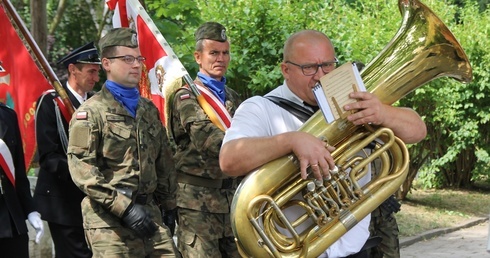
[11, 0, 490, 197]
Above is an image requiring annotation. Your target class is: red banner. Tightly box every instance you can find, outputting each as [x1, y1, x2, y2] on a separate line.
[0, 3, 52, 170]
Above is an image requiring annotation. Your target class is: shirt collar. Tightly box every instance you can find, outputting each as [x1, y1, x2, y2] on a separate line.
[66, 82, 86, 104]
[275, 80, 306, 106]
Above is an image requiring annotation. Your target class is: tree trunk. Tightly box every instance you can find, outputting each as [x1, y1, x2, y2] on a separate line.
[30, 0, 48, 55]
[49, 0, 67, 35]
[398, 143, 430, 200]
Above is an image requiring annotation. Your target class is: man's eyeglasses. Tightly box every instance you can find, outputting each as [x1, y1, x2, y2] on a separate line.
[286, 58, 338, 76]
[106, 55, 146, 64]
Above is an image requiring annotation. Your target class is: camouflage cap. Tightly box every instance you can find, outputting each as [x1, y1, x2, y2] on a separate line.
[98, 28, 138, 50]
[195, 22, 227, 42]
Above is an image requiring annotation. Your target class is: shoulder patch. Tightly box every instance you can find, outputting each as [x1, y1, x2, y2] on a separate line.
[76, 111, 88, 120]
[180, 93, 191, 100]
[70, 126, 90, 148]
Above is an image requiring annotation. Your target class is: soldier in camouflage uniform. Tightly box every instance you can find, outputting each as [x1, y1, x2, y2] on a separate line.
[368, 158, 401, 258]
[67, 28, 180, 257]
[368, 203, 401, 258]
[169, 22, 241, 258]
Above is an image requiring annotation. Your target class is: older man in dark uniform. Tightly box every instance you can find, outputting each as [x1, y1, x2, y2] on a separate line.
[34, 42, 100, 258]
[0, 103, 44, 258]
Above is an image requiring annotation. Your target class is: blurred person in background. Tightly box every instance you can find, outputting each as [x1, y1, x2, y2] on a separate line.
[34, 42, 100, 258]
[0, 102, 44, 258]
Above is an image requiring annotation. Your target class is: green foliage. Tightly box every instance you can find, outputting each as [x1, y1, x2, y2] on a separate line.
[406, 0, 490, 188]
[47, 1, 101, 60]
[146, 0, 202, 76]
[147, 0, 490, 190]
[193, 0, 404, 97]
[196, 0, 303, 97]
[201, 0, 490, 190]
[13, 0, 490, 191]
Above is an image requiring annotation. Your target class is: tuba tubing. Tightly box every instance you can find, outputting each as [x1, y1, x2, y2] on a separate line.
[231, 0, 472, 257]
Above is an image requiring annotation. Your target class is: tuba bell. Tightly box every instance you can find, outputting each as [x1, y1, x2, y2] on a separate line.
[230, 0, 472, 257]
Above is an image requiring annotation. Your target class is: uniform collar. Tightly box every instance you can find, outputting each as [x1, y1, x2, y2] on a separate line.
[66, 82, 86, 104]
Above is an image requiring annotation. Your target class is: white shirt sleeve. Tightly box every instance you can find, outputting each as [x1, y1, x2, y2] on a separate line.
[223, 96, 302, 144]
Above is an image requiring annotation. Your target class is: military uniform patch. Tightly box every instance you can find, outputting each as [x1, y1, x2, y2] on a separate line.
[76, 111, 88, 120]
[180, 94, 191, 100]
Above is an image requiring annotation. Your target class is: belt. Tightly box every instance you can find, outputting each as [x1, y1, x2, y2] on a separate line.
[134, 194, 153, 205]
[177, 173, 236, 189]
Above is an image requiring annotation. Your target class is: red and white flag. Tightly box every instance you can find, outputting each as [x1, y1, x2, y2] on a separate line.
[106, 0, 232, 131]
[0, 2, 52, 170]
[0, 139, 15, 187]
[106, 0, 187, 124]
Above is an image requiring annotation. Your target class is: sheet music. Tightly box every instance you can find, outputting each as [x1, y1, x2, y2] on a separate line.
[313, 62, 366, 123]
[313, 83, 334, 123]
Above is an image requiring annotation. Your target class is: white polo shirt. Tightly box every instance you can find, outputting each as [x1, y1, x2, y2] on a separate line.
[223, 81, 370, 258]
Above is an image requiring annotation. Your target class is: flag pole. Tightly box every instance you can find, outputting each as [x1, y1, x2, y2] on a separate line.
[2, 0, 74, 115]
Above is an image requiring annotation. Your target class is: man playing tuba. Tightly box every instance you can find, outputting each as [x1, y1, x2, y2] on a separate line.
[220, 30, 427, 257]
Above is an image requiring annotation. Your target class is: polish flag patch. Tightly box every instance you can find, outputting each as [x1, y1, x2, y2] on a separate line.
[180, 94, 191, 100]
[76, 111, 88, 120]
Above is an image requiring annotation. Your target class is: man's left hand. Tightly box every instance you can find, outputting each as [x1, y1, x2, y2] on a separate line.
[162, 208, 178, 236]
[28, 211, 44, 244]
[345, 91, 385, 126]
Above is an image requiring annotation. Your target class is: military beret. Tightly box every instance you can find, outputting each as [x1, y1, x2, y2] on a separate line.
[195, 22, 227, 42]
[56, 42, 100, 68]
[98, 28, 138, 50]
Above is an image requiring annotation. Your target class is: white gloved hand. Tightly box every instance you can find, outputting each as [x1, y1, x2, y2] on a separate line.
[27, 211, 44, 244]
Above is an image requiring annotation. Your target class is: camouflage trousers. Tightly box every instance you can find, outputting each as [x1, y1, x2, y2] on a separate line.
[85, 224, 180, 258]
[176, 208, 240, 258]
[367, 205, 400, 258]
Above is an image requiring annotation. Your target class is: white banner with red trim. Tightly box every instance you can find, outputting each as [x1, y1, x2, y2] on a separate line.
[0, 138, 15, 187]
[105, 0, 232, 131]
[195, 85, 231, 129]
[106, 0, 187, 124]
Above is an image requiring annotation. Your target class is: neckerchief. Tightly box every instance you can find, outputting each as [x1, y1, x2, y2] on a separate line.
[197, 72, 226, 104]
[105, 80, 140, 117]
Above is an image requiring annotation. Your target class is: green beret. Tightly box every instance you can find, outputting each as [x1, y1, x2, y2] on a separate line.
[98, 28, 138, 50]
[195, 22, 227, 42]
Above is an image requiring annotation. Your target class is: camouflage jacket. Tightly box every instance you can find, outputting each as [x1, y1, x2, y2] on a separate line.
[67, 85, 177, 228]
[170, 79, 241, 213]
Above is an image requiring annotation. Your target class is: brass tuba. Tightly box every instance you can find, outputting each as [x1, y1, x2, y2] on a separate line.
[230, 0, 472, 257]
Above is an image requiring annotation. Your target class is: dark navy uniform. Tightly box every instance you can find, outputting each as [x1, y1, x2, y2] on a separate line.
[34, 87, 93, 258]
[33, 42, 100, 258]
[0, 103, 38, 258]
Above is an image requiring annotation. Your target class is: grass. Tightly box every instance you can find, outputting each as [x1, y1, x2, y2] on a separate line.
[396, 184, 490, 237]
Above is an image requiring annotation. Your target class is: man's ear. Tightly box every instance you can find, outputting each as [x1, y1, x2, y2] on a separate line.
[194, 51, 201, 65]
[280, 62, 289, 79]
[68, 63, 76, 74]
[101, 58, 111, 71]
